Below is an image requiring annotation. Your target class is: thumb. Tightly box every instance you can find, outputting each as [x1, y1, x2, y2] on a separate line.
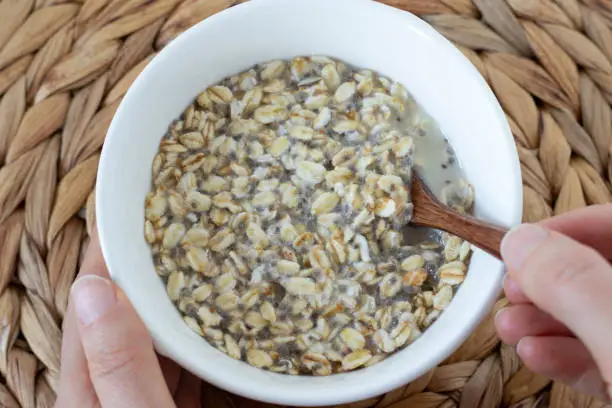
[501, 224, 612, 395]
[71, 275, 176, 408]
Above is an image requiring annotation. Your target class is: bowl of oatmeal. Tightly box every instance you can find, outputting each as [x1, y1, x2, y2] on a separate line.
[96, 0, 522, 405]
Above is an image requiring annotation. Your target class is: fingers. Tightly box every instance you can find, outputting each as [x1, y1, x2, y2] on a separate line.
[495, 304, 572, 345]
[501, 224, 612, 383]
[54, 302, 98, 408]
[540, 204, 612, 260]
[71, 275, 176, 408]
[55, 229, 109, 408]
[58, 230, 182, 407]
[517, 336, 609, 402]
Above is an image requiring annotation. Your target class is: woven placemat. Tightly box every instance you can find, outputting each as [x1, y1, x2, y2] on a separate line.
[1, 0, 611, 407]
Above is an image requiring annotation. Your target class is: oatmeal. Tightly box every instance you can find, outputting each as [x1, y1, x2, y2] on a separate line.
[144, 56, 474, 375]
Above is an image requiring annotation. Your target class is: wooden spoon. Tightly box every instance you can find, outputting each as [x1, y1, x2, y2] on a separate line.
[410, 173, 508, 260]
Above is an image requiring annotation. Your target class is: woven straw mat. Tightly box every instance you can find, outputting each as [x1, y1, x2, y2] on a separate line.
[1, 0, 612, 407]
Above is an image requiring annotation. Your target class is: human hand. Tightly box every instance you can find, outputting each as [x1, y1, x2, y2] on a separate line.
[495, 204, 612, 402]
[54, 229, 202, 407]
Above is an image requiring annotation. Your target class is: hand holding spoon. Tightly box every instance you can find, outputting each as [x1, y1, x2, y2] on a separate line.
[410, 173, 508, 259]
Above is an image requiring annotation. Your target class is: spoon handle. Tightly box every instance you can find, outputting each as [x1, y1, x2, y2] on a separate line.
[431, 215, 505, 259]
[410, 173, 509, 260]
[412, 206, 508, 260]
[414, 212, 508, 259]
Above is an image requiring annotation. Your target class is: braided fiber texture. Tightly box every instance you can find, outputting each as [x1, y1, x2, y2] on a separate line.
[0, 0, 611, 407]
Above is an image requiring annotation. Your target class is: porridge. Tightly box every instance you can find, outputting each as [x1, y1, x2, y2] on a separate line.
[144, 56, 475, 375]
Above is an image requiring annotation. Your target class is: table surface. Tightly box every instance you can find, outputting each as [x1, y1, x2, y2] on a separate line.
[0, 0, 611, 407]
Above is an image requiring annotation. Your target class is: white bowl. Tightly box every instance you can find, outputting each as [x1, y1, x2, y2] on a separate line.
[96, 0, 522, 405]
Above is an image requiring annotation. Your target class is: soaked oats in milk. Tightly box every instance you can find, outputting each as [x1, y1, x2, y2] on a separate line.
[144, 56, 475, 375]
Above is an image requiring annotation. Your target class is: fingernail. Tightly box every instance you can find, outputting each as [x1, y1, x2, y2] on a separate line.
[516, 336, 529, 356]
[71, 276, 116, 326]
[501, 224, 548, 271]
[494, 306, 508, 325]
